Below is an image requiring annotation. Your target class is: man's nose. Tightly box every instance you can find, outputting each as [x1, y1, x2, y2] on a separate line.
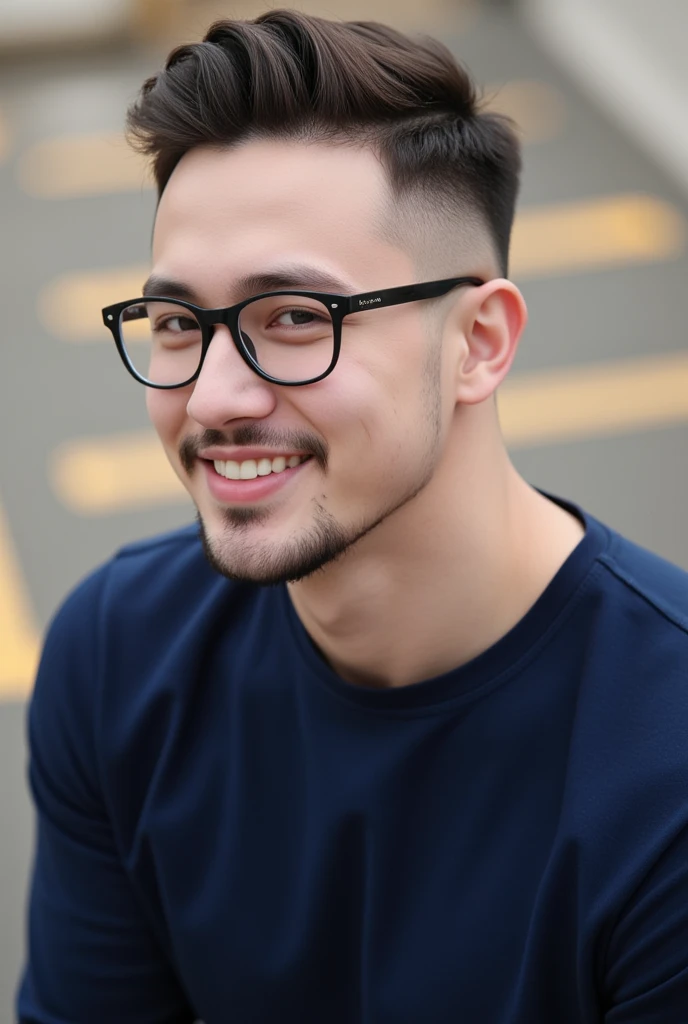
[186, 324, 277, 428]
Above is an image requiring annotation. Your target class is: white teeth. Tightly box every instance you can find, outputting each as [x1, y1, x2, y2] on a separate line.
[239, 460, 258, 480]
[213, 456, 308, 480]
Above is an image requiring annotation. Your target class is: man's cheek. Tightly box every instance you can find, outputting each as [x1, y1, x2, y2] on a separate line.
[147, 391, 185, 444]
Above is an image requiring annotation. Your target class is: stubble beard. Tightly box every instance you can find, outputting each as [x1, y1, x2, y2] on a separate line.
[197, 499, 353, 585]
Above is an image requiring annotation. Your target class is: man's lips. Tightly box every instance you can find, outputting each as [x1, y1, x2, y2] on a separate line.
[199, 453, 313, 503]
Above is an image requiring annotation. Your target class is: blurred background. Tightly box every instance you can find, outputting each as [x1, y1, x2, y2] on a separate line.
[1, 0, 687, 1016]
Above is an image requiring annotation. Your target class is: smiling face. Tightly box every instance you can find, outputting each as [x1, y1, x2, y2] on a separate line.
[147, 139, 486, 584]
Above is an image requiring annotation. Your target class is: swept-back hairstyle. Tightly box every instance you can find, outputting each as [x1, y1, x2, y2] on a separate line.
[127, 9, 522, 274]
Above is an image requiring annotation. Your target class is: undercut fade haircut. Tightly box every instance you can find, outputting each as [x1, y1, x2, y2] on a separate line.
[127, 9, 522, 275]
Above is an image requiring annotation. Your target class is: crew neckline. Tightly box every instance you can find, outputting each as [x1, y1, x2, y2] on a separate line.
[279, 492, 611, 715]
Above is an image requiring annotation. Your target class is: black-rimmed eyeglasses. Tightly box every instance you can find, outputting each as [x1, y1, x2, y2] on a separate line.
[101, 276, 485, 389]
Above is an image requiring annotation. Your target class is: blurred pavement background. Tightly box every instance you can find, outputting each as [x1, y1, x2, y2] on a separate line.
[1, 0, 687, 1017]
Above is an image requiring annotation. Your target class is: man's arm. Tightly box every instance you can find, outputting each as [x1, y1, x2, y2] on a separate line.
[16, 567, 196, 1024]
[604, 813, 688, 1021]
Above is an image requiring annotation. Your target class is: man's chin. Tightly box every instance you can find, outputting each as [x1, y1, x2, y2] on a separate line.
[195, 504, 352, 586]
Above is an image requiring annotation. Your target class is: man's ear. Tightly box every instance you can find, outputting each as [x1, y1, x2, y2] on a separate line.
[450, 279, 528, 406]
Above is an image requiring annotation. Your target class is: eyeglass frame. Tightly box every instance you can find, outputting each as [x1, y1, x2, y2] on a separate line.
[101, 275, 486, 389]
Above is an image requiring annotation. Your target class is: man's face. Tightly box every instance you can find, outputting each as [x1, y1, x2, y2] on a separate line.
[148, 139, 464, 584]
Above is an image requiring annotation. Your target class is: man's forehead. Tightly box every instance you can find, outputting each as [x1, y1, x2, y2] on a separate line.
[151, 140, 413, 296]
[156, 139, 387, 226]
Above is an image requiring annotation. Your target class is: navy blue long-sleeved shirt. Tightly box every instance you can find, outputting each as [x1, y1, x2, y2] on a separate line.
[16, 495, 688, 1022]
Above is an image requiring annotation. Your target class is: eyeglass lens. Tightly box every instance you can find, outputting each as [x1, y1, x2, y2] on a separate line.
[119, 296, 336, 385]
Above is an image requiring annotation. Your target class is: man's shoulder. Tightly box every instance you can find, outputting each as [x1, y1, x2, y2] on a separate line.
[37, 524, 264, 720]
[597, 526, 688, 640]
[582, 526, 688, 729]
[113, 521, 205, 570]
[106, 521, 215, 590]
[571, 518, 688, 807]
[566, 515, 688, 777]
[50, 523, 235, 643]
[565, 524, 688, 910]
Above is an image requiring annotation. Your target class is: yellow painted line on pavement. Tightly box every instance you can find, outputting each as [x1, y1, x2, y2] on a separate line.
[40, 264, 148, 341]
[17, 132, 152, 198]
[51, 431, 187, 514]
[511, 194, 685, 278]
[39, 194, 685, 343]
[0, 504, 40, 701]
[483, 80, 565, 144]
[52, 350, 688, 515]
[501, 350, 688, 448]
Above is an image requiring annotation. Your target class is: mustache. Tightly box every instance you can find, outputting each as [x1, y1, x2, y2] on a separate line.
[179, 425, 329, 475]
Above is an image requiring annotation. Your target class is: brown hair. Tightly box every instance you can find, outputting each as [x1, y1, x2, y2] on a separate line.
[127, 9, 521, 274]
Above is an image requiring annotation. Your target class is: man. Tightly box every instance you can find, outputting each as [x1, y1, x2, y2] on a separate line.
[17, 9, 688, 1023]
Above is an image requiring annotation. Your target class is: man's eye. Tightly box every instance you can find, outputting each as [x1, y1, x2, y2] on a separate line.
[274, 309, 326, 326]
[157, 316, 198, 333]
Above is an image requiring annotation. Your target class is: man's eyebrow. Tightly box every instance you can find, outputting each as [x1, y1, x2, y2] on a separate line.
[235, 266, 355, 298]
[141, 275, 199, 301]
[141, 265, 355, 305]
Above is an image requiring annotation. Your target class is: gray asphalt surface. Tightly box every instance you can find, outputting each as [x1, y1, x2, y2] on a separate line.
[1, 4, 687, 1018]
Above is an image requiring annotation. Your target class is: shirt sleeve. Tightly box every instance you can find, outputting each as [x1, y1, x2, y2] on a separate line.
[604, 817, 688, 1022]
[16, 565, 197, 1024]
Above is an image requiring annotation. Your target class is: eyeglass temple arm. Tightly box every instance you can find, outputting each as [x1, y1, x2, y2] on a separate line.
[345, 276, 484, 315]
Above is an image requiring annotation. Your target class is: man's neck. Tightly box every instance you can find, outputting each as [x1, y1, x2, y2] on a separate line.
[288, 425, 585, 690]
